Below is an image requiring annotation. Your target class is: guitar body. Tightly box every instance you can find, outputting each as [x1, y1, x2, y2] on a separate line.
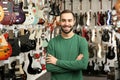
[13, 1, 26, 24]
[27, 53, 42, 75]
[23, 0, 35, 25]
[106, 46, 115, 60]
[100, 12, 105, 26]
[106, 10, 112, 25]
[0, 34, 12, 60]
[0, 5, 4, 22]
[102, 29, 110, 42]
[0, 0, 16, 25]
[79, 13, 84, 26]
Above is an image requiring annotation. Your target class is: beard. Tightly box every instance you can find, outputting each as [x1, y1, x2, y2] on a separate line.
[61, 25, 73, 34]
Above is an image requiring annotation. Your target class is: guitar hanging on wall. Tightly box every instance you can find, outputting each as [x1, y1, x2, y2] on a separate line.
[106, 31, 115, 60]
[0, 32, 12, 60]
[13, 0, 26, 24]
[0, 5, 4, 22]
[0, 0, 16, 25]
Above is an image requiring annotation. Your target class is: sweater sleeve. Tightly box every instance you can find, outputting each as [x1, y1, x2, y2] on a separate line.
[46, 39, 71, 73]
[56, 38, 89, 70]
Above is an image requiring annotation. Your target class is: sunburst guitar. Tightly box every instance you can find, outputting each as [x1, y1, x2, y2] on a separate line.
[0, 33, 12, 60]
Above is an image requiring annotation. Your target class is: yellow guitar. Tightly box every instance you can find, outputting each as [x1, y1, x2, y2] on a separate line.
[0, 5, 4, 22]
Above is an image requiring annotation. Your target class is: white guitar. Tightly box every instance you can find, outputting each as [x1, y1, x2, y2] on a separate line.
[104, 63, 110, 72]
[91, 28, 96, 43]
[86, 11, 90, 26]
[22, 0, 36, 25]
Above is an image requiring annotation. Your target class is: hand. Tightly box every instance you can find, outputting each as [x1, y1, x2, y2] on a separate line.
[76, 54, 83, 60]
[46, 54, 57, 65]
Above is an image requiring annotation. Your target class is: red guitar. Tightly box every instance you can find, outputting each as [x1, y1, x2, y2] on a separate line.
[0, 32, 12, 60]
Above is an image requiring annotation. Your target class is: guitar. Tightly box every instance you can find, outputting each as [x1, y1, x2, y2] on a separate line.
[49, 0, 56, 15]
[81, 27, 89, 41]
[29, 0, 39, 25]
[63, 0, 66, 10]
[22, 0, 36, 25]
[88, 29, 95, 58]
[27, 53, 42, 75]
[79, 0, 84, 26]
[54, 0, 61, 16]
[106, 10, 112, 25]
[74, 13, 81, 35]
[0, 32, 12, 60]
[0, 0, 16, 25]
[36, 0, 50, 25]
[101, 29, 110, 42]
[15, 57, 27, 80]
[3, 60, 11, 80]
[13, 0, 26, 24]
[10, 58, 27, 80]
[0, 5, 4, 22]
[86, 11, 90, 26]
[35, 27, 42, 50]
[91, 28, 96, 43]
[106, 31, 115, 60]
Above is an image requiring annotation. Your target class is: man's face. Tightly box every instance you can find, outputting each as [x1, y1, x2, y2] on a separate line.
[60, 13, 75, 34]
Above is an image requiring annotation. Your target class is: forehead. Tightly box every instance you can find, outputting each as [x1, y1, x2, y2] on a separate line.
[60, 13, 74, 20]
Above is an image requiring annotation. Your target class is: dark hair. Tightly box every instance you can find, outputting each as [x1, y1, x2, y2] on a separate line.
[60, 9, 75, 20]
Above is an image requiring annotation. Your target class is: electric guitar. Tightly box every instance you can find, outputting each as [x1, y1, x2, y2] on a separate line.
[101, 29, 110, 42]
[13, 0, 26, 24]
[106, 31, 115, 60]
[0, 5, 4, 22]
[29, 0, 39, 25]
[36, 0, 50, 25]
[106, 10, 112, 25]
[79, 0, 84, 26]
[0, 32, 12, 60]
[15, 57, 27, 80]
[3, 60, 11, 80]
[0, 0, 16, 25]
[22, 0, 36, 25]
[27, 53, 42, 75]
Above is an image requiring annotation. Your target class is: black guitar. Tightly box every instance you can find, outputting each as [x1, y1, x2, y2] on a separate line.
[3, 62, 10, 80]
[27, 53, 42, 75]
[101, 29, 110, 42]
[106, 46, 115, 60]
[106, 31, 115, 60]
[10, 59, 27, 80]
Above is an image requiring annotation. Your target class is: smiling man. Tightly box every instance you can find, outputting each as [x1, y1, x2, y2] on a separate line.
[46, 10, 89, 80]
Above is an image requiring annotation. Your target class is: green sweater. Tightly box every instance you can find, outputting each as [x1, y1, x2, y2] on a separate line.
[46, 34, 89, 80]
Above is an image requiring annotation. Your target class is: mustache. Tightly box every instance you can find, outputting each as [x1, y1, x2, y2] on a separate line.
[62, 25, 72, 28]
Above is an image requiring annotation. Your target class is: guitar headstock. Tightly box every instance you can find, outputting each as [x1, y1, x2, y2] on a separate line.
[89, 0, 91, 2]
[79, 0, 82, 2]
[70, 0, 73, 2]
[93, 12, 96, 18]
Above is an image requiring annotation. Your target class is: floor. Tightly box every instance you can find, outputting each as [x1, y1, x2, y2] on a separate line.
[36, 72, 107, 80]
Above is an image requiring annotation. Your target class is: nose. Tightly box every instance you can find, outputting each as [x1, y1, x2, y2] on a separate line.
[64, 21, 69, 25]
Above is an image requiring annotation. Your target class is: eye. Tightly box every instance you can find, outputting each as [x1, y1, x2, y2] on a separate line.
[60, 19, 65, 22]
[68, 19, 72, 22]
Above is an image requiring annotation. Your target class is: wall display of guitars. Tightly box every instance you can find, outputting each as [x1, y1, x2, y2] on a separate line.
[0, 24, 50, 80]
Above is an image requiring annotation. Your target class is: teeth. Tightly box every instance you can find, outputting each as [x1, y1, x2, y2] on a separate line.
[113, 16, 117, 20]
[112, 10, 117, 15]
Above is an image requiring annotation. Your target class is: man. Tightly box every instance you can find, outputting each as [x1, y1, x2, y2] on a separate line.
[46, 10, 89, 80]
